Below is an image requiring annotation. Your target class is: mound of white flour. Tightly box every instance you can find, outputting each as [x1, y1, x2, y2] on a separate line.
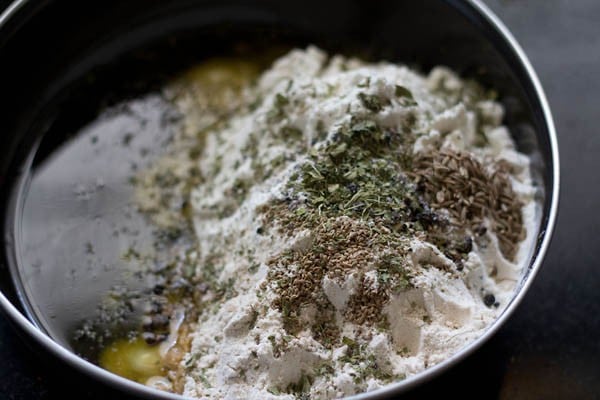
[153, 47, 538, 399]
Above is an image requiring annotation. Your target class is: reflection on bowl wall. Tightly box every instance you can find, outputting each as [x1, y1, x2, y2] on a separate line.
[0, 0, 558, 399]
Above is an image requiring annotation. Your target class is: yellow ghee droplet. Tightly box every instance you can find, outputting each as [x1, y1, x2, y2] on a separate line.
[99, 337, 163, 383]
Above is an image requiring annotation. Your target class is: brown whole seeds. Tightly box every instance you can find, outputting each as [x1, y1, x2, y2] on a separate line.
[410, 149, 525, 261]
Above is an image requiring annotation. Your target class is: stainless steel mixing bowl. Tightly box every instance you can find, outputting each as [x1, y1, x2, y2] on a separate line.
[0, 0, 559, 398]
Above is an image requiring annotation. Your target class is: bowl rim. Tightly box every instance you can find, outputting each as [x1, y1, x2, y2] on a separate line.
[0, 0, 560, 398]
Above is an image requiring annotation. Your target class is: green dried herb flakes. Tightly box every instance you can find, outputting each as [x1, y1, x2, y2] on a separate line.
[314, 362, 335, 377]
[357, 354, 394, 383]
[267, 387, 281, 395]
[285, 373, 313, 397]
[188, 145, 202, 159]
[267, 93, 290, 121]
[394, 85, 413, 99]
[122, 247, 141, 261]
[247, 308, 259, 330]
[184, 353, 199, 370]
[248, 95, 264, 112]
[268, 335, 281, 358]
[289, 118, 424, 225]
[229, 178, 251, 203]
[285, 79, 294, 93]
[215, 277, 237, 301]
[242, 132, 259, 158]
[248, 261, 260, 274]
[85, 242, 95, 255]
[395, 85, 418, 106]
[339, 338, 395, 385]
[357, 77, 371, 88]
[198, 371, 212, 388]
[153, 170, 181, 187]
[121, 132, 134, 147]
[279, 125, 303, 141]
[315, 119, 327, 141]
[357, 92, 390, 113]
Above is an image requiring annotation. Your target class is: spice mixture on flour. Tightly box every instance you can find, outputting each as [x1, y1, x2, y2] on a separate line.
[131, 47, 538, 399]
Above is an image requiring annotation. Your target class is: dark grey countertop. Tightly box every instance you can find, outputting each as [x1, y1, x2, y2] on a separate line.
[2, 0, 600, 399]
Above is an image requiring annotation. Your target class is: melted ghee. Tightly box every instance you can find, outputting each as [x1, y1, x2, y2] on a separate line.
[99, 337, 163, 384]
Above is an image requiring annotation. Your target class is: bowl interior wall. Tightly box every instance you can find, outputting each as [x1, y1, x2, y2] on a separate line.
[0, 0, 553, 379]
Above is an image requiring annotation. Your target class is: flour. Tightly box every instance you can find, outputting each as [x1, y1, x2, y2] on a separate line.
[145, 47, 538, 399]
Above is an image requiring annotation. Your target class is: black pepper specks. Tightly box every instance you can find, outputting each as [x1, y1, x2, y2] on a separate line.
[483, 293, 496, 307]
[152, 284, 165, 295]
[457, 236, 473, 254]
